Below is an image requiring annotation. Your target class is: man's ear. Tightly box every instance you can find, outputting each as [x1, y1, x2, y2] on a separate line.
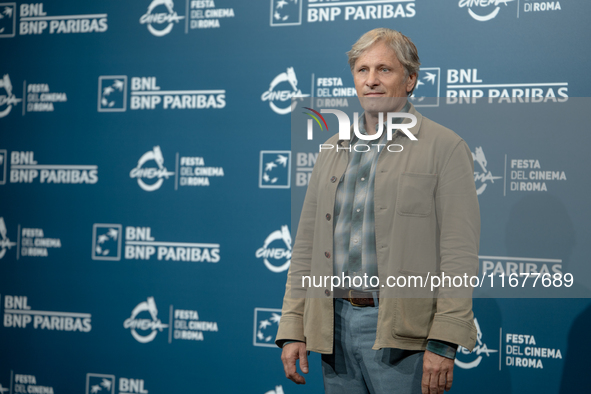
[406, 73, 417, 93]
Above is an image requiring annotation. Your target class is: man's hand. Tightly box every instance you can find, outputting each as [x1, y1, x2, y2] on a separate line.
[421, 350, 454, 394]
[281, 342, 308, 385]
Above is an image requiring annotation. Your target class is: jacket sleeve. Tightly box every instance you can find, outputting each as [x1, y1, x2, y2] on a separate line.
[429, 139, 480, 351]
[275, 152, 322, 347]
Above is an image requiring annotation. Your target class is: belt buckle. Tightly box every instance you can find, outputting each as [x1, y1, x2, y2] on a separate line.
[348, 290, 366, 307]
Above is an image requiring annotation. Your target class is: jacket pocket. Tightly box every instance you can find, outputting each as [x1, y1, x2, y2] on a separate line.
[395, 172, 437, 217]
[392, 298, 436, 340]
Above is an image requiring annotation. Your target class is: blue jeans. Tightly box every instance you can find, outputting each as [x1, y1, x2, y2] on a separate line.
[322, 298, 424, 394]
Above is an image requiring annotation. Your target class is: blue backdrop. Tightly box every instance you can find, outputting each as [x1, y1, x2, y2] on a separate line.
[1, 1, 590, 393]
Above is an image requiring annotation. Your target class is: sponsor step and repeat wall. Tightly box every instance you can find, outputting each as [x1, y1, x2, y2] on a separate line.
[1, 0, 590, 393]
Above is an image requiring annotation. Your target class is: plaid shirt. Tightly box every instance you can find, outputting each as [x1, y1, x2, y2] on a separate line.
[333, 102, 410, 290]
[331, 101, 457, 359]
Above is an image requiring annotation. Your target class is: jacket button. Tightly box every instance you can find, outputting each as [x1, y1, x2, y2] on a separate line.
[325, 289, 331, 296]
[326, 213, 331, 221]
[325, 251, 331, 258]
[330, 176, 337, 183]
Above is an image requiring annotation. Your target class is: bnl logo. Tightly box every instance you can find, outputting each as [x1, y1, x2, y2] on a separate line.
[410, 67, 441, 107]
[92, 224, 122, 261]
[270, 0, 302, 26]
[253, 308, 282, 347]
[98, 76, 127, 112]
[0, 149, 7, 184]
[86, 374, 115, 394]
[259, 151, 290, 189]
[0, 3, 16, 38]
[86, 374, 149, 394]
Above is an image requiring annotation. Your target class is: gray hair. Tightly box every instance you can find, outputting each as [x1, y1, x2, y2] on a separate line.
[347, 28, 421, 96]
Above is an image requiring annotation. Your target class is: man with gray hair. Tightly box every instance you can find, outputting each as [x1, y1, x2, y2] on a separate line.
[277, 28, 480, 394]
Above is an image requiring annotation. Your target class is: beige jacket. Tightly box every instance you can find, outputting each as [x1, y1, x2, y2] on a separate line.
[276, 103, 480, 353]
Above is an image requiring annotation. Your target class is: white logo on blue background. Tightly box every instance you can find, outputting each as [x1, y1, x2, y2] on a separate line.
[140, 0, 184, 37]
[459, 0, 515, 22]
[86, 374, 115, 394]
[455, 317, 498, 369]
[472, 146, 502, 195]
[130, 146, 175, 191]
[0, 149, 6, 185]
[262, 68, 309, 115]
[270, 0, 302, 26]
[253, 308, 282, 347]
[92, 224, 122, 261]
[124, 297, 169, 343]
[98, 76, 127, 112]
[0, 74, 21, 118]
[0, 217, 16, 259]
[259, 151, 291, 189]
[256, 226, 292, 272]
[410, 67, 441, 107]
[0, 3, 16, 38]
[265, 385, 285, 394]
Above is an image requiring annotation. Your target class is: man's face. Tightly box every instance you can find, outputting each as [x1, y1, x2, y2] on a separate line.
[353, 41, 416, 112]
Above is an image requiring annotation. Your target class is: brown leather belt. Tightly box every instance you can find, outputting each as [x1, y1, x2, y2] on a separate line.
[333, 288, 378, 307]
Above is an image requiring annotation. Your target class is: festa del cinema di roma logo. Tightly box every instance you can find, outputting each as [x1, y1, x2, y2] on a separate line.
[0, 74, 22, 118]
[0, 217, 17, 259]
[130, 146, 174, 191]
[455, 317, 498, 369]
[261, 67, 309, 115]
[256, 225, 292, 273]
[140, 0, 184, 36]
[472, 146, 502, 195]
[459, 0, 514, 22]
[123, 297, 168, 343]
